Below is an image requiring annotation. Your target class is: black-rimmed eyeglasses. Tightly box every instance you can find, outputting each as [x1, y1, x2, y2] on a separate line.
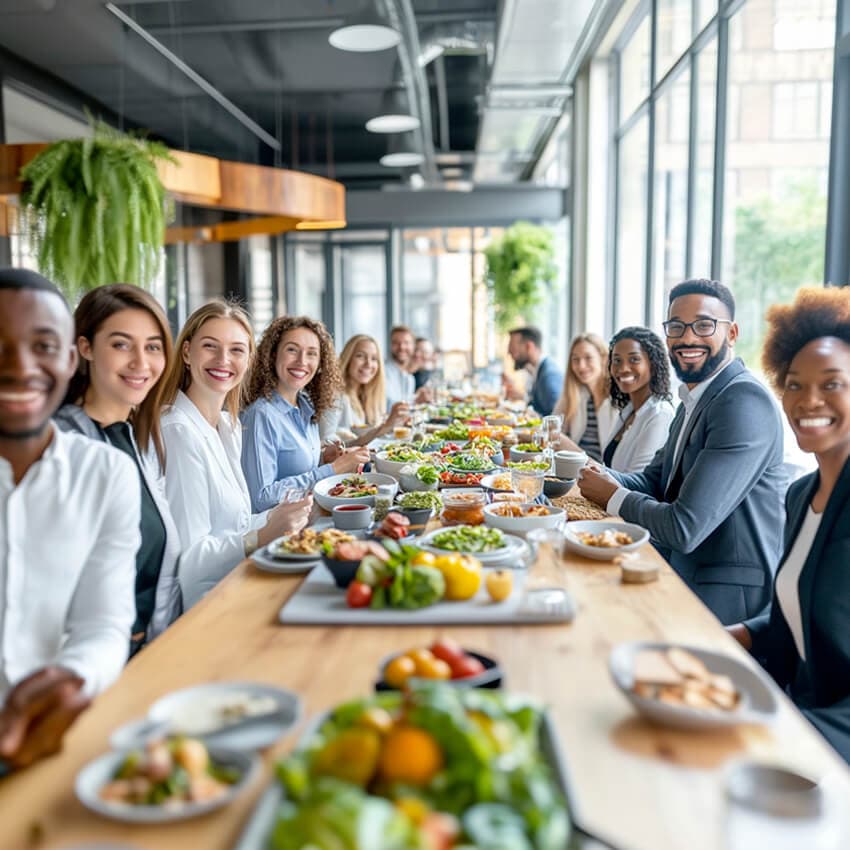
[663, 318, 732, 338]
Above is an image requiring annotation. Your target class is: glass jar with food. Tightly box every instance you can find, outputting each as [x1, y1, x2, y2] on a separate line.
[439, 490, 487, 526]
[374, 484, 395, 522]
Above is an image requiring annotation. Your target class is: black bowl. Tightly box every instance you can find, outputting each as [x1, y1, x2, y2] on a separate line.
[543, 476, 575, 498]
[321, 554, 361, 588]
[387, 506, 432, 534]
[375, 650, 503, 691]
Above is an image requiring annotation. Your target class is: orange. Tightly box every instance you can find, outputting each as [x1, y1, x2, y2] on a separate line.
[384, 655, 416, 689]
[378, 725, 444, 786]
[406, 648, 436, 675]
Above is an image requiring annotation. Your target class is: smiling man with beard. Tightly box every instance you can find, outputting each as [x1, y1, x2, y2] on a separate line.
[579, 279, 786, 624]
[0, 269, 139, 770]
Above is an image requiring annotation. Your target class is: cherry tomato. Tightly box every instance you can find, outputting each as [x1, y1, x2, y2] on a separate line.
[416, 656, 452, 680]
[346, 581, 372, 608]
[430, 638, 465, 667]
[384, 655, 416, 689]
[450, 654, 486, 680]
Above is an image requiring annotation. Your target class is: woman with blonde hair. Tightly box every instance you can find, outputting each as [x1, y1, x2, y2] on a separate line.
[553, 332, 616, 461]
[160, 301, 311, 608]
[55, 284, 181, 650]
[241, 316, 370, 512]
[320, 334, 408, 446]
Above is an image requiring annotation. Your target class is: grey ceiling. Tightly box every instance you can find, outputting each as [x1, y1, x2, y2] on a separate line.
[0, 0, 597, 189]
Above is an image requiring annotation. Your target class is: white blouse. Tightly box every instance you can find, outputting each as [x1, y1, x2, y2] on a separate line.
[320, 394, 366, 441]
[604, 396, 676, 473]
[161, 391, 268, 609]
[776, 507, 822, 661]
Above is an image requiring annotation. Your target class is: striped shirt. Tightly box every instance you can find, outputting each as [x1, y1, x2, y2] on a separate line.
[578, 396, 602, 461]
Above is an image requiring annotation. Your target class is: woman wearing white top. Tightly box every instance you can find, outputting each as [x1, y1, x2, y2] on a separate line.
[553, 333, 615, 461]
[159, 302, 311, 608]
[601, 327, 674, 473]
[320, 334, 409, 446]
[729, 287, 850, 765]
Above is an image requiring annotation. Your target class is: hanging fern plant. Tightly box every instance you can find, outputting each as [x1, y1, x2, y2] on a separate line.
[484, 221, 558, 332]
[19, 119, 175, 298]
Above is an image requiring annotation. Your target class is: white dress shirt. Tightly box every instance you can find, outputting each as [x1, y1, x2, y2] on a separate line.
[161, 391, 269, 609]
[776, 507, 821, 661]
[0, 426, 139, 700]
[604, 396, 676, 474]
[384, 359, 414, 408]
[606, 360, 733, 516]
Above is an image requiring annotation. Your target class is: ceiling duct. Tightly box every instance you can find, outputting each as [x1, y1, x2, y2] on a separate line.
[417, 20, 495, 67]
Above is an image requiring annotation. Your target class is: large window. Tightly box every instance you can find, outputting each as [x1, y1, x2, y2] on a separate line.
[602, 0, 837, 364]
[336, 243, 388, 353]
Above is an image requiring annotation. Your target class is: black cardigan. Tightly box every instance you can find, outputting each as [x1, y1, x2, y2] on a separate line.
[745, 455, 850, 764]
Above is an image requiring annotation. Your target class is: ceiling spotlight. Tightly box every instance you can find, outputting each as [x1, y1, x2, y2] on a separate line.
[329, 5, 401, 52]
[366, 114, 421, 133]
[380, 151, 425, 167]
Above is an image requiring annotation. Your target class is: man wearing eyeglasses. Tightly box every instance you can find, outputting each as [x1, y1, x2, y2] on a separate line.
[579, 279, 786, 624]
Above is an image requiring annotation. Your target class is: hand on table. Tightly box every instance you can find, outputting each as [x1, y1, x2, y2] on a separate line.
[0, 666, 90, 770]
[501, 373, 524, 401]
[726, 623, 753, 651]
[413, 386, 433, 405]
[577, 465, 619, 508]
[383, 402, 409, 432]
[321, 440, 345, 464]
[332, 446, 371, 475]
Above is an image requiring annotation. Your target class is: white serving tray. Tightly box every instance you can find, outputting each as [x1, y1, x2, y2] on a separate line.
[278, 561, 576, 626]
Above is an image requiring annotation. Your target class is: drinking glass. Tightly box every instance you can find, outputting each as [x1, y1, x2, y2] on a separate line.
[532, 429, 550, 450]
[511, 468, 545, 501]
[543, 414, 563, 441]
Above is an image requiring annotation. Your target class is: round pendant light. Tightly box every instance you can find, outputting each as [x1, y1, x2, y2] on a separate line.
[380, 151, 424, 167]
[329, 6, 401, 52]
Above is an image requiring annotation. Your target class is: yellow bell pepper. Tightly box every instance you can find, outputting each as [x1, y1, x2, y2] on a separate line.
[433, 554, 482, 600]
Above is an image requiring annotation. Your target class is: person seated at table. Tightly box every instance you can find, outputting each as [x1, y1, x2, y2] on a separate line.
[578, 280, 786, 625]
[320, 334, 409, 447]
[552, 332, 616, 461]
[54, 284, 182, 653]
[412, 336, 437, 390]
[241, 316, 370, 512]
[504, 325, 564, 418]
[384, 325, 433, 407]
[557, 327, 674, 473]
[160, 302, 312, 609]
[729, 287, 850, 764]
[0, 268, 139, 769]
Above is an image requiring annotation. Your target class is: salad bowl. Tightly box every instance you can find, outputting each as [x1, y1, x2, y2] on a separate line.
[312, 472, 397, 512]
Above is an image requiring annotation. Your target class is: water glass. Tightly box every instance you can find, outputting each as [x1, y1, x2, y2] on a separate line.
[511, 468, 545, 501]
[532, 429, 550, 450]
[543, 414, 563, 439]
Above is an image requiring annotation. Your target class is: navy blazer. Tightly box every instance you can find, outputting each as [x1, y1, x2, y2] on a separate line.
[745, 456, 850, 764]
[529, 356, 563, 417]
[612, 359, 786, 625]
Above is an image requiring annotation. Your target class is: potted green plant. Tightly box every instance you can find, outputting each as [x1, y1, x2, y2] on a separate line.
[19, 119, 174, 298]
[483, 221, 557, 332]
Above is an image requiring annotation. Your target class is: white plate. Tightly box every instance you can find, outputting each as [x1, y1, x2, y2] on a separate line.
[483, 503, 566, 537]
[563, 520, 649, 560]
[419, 526, 524, 564]
[479, 472, 514, 491]
[312, 472, 397, 512]
[251, 550, 319, 574]
[76, 746, 260, 823]
[609, 641, 779, 730]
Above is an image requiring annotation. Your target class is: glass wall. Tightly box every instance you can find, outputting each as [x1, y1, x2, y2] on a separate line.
[601, 0, 836, 368]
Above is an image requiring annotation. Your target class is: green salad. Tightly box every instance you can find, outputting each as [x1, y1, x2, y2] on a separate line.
[383, 445, 428, 464]
[430, 525, 506, 553]
[398, 490, 443, 511]
[271, 683, 569, 850]
[514, 443, 542, 453]
[506, 460, 550, 471]
[447, 452, 495, 472]
[433, 420, 470, 441]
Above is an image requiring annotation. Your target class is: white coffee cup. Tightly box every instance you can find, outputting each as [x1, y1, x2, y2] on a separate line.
[554, 450, 588, 480]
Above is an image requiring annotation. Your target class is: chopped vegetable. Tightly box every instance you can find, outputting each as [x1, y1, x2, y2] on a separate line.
[430, 525, 506, 554]
[398, 491, 443, 511]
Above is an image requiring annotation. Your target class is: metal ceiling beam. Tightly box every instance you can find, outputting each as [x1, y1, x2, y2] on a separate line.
[145, 8, 496, 37]
[105, 2, 282, 152]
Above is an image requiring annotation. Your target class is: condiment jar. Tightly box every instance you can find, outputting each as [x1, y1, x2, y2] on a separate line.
[501, 432, 519, 463]
[440, 490, 487, 526]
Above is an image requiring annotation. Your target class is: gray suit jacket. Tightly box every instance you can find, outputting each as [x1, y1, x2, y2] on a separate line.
[611, 358, 786, 624]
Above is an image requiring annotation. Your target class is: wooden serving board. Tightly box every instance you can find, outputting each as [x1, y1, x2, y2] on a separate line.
[278, 562, 576, 626]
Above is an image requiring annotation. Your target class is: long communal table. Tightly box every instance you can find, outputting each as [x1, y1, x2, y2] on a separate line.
[2, 535, 849, 850]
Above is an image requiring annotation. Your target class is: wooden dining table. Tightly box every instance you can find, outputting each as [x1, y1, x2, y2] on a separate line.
[2, 528, 848, 850]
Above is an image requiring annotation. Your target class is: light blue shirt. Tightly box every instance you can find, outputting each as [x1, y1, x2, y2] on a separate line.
[241, 392, 335, 512]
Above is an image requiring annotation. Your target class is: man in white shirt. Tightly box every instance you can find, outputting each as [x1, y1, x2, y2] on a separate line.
[579, 279, 785, 624]
[0, 269, 139, 769]
[385, 325, 430, 407]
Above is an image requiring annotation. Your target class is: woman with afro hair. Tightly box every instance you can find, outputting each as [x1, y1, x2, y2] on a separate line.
[241, 316, 370, 512]
[557, 327, 674, 473]
[729, 287, 850, 765]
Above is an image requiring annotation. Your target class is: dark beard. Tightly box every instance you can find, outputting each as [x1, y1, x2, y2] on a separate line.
[513, 355, 529, 370]
[669, 341, 730, 383]
[0, 422, 52, 440]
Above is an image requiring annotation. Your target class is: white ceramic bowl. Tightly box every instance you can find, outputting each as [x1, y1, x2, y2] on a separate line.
[312, 472, 398, 511]
[374, 450, 428, 478]
[483, 502, 566, 536]
[398, 463, 441, 493]
[510, 446, 546, 463]
[563, 520, 649, 560]
[564, 519, 649, 561]
[609, 641, 778, 730]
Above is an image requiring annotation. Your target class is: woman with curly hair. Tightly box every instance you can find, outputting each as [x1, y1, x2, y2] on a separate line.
[553, 333, 616, 461]
[728, 287, 850, 764]
[241, 316, 370, 512]
[160, 302, 312, 608]
[320, 334, 409, 446]
[557, 327, 674, 473]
